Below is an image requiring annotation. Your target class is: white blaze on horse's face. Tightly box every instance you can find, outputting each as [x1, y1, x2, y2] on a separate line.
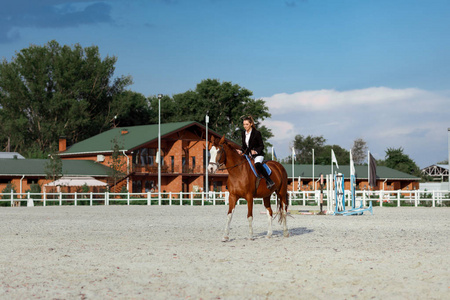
[208, 145, 219, 173]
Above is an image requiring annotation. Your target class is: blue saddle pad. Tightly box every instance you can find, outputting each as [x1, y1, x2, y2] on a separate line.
[244, 155, 272, 178]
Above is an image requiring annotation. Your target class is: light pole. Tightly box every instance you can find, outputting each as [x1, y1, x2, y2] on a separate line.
[292, 147, 295, 193]
[158, 94, 162, 203]
[205, 114, 209, 198]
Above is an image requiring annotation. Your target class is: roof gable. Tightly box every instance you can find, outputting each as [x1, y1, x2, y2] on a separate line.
[61, 121, 198, 155]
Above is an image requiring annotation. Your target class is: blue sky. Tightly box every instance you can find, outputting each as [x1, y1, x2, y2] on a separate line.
[1, 0, 449, 168]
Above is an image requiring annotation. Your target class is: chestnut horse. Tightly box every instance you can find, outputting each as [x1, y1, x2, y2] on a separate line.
[208, 136, 289, 241]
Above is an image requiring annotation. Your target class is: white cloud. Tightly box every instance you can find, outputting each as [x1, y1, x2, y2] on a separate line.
[263, 87, 440, 114]
[263, 87, 450, 167]
[261, 120, 295, 141]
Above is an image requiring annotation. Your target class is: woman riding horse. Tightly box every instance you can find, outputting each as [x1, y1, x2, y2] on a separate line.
[208, 135, 289, 241]
[237, 116, 274, 189]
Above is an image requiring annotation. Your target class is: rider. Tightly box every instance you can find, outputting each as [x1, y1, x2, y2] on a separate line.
[236, 116, 275, 189]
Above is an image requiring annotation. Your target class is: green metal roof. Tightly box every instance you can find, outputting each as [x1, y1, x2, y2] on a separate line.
[0, 159, 111, 177]
[61, 121, 199, 155]
[281, 164, 420, 180]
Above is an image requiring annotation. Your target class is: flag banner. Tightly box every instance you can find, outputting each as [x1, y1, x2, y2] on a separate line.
[273, 147, 278, 160]
[350, 150, 355, 177]
[369, 153, 377, 187]
[331, 149, 339, 169]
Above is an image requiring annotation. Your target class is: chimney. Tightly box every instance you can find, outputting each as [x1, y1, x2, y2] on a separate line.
[59, 137, 67, 152]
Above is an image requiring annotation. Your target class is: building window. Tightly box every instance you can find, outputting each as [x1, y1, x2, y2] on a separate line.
[132, 180, 142, 193]
[145, 180, 155, 192]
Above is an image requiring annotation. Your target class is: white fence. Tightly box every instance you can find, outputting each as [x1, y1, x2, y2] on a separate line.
[1, 190, 449, 208]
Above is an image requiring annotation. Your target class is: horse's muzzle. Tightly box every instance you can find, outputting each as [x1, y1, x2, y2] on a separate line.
[208, 163, 218, 173]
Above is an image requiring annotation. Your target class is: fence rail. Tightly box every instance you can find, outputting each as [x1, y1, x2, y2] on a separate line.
[1, 190, 449, 208]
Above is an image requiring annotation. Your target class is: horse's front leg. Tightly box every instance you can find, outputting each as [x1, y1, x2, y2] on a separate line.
[246, 196, 254, 240]
[223, 195, 237, 242]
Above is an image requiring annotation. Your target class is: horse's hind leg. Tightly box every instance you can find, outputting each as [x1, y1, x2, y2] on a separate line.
[263, 196, 273, 238]
[280, 193, 289, 237]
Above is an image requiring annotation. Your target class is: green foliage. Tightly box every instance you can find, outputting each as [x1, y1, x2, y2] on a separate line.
[316, 145, 350, 165]
[1, 182, 17, 199]
[26, 184, 42, 199]
[45, 154, 63, 182]
[291, 134, 326, 163]
[383, 147, 420, 176]
[0, 40, 132, 156]
[109, 136, 127, 188]
[149, 79, 273, 147]
[285, 134, 349, 165]
[110, 91, 151, 127]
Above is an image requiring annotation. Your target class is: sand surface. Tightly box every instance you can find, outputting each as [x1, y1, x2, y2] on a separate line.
[1, 205, 449, 299]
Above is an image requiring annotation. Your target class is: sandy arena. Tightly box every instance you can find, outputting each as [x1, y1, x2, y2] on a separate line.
[1, 205, 449, 299]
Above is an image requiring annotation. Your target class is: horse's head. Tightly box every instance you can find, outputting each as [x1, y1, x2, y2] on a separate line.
[207, 135, 226, 173]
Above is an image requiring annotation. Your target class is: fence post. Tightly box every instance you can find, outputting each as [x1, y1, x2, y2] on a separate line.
[90, 192, 93, 206]
[380, 190, 383, 207]
[213, 191, 216, 205]
[43, 191, 46, 207]
[147, 192, 150, 205]
[169, 192, 172, 205]
[201, 192, 204, 206]
[105, 192, 108, 205]
[127, 192, 130, 206]
[363, 190, 366, 207]
[59, 192, 62, 206]
[74, 192, 77, 206]
[10, 189, 13, 206]
[414, 191, 418, 207]
[190, 192, 194, 206]
[397, 190, 401, 207]
[180, 191, 182, 206]
[432, 191, 435, 208]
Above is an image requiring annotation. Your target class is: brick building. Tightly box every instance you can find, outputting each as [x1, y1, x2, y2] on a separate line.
[58, 121, 239, 193]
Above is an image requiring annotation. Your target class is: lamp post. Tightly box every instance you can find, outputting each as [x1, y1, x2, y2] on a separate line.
[205, 114, 209, 198]
[158, 94, 162, 203]
[292, 147, 295, 193]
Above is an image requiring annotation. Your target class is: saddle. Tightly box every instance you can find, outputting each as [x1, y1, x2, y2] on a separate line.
[243, 155, 272, 178]
[244, 155, 272, 194]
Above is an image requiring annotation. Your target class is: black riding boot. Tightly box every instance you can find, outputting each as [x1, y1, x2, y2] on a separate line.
[255, 163, 275, 189]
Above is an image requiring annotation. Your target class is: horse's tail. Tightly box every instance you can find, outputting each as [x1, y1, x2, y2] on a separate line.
[276, 163, 289, 224]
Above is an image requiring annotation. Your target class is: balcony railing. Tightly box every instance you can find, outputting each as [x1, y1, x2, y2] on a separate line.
[132, 164, 204, 174]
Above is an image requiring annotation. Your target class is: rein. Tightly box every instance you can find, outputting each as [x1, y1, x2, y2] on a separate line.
[215, 145, 248, 171]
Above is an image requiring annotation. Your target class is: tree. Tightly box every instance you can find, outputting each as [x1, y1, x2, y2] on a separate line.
[0, 40, 132, 157]
[291, 134, 326, 163]
[149, 78, 273, 147]
[108, 136, 127, 189]
[110, 91, 151, 127]
[315, 145, 350, 166]
[351, 138, 368, 164]
[45, 153, 63, 183]
[383, 147, 420, 176]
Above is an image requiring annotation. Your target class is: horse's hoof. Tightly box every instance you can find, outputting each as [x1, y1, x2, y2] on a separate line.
[222, 236, 229, 242]
[283, 231, 290, 237]
[265, 234, 272, 239]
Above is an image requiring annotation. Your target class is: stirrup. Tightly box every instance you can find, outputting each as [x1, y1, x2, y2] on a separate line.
[266, 180, 275, 189]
